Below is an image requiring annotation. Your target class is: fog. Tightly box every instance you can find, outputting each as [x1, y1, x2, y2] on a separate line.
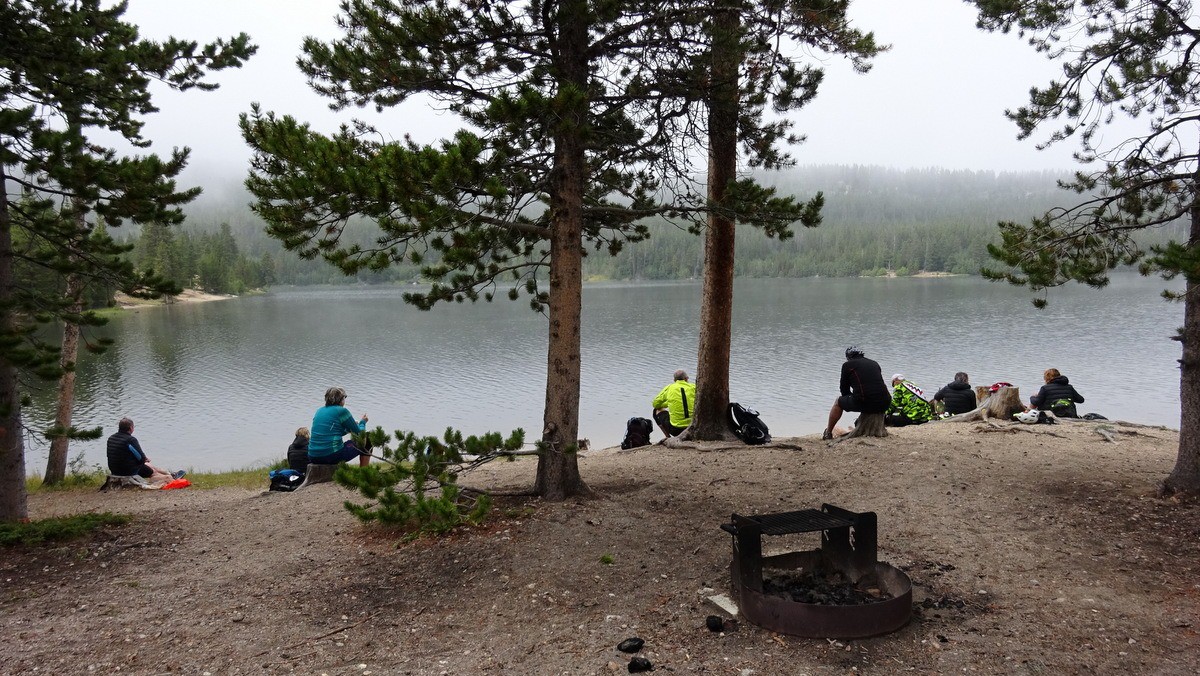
[122, 0, 1094, 192]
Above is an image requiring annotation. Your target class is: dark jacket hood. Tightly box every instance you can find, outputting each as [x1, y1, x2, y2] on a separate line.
[947, 381, 971, 391]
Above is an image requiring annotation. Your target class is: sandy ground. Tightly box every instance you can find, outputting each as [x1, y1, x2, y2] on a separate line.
[113, 289, 235, 308]
[4, 420, 1199, 675]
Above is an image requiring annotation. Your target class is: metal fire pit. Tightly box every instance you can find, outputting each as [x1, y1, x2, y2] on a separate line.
[719, 504, 911, 639]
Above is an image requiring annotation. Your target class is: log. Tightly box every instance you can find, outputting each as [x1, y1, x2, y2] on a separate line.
[842, 412, 887, 439]
[943, 387, 1023, 423]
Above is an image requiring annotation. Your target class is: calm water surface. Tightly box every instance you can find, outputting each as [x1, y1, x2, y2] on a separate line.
[24, 274, 1184, 473]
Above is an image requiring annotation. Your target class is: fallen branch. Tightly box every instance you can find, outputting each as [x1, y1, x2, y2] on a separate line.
[972, 423, 1066, 438]
[1095, 427, 1119, 444]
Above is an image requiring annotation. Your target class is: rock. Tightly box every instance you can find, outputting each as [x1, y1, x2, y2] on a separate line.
[616, 638, 644, 653]
[627, 656, 653, 673]
[705, 615, 724, 632]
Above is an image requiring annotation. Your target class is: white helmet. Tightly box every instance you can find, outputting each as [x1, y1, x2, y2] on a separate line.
[1014, 410, 1039, 424]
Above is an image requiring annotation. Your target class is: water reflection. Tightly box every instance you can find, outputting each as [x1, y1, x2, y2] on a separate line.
[22, 274, 1183, 473]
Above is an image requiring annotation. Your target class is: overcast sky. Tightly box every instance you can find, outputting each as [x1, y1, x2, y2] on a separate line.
[121, 0, 1090, 184]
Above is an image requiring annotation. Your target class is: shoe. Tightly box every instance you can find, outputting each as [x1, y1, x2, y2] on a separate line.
[171, 470, 186, 480]
[821, 429, 833, 441]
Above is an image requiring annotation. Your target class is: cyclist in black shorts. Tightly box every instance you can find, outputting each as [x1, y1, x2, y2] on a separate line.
[822, 346, 890, 440]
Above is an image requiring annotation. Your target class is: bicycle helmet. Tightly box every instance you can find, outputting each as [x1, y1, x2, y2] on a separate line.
[845, 345, 864, 359]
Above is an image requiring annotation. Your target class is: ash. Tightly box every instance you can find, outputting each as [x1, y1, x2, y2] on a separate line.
[762, 570, 893, 606]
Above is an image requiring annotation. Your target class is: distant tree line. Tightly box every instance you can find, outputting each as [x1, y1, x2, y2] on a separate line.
[124, 164, 1186, 293]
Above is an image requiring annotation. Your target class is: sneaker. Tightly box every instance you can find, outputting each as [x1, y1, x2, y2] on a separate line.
[171, 470, 186, 480]
[821, 429, 833, 441]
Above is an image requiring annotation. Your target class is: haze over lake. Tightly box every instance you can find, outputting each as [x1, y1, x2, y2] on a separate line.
[24, 274, 1182, 474]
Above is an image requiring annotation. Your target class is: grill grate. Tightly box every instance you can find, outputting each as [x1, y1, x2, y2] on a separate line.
[736, 509, 854, 536]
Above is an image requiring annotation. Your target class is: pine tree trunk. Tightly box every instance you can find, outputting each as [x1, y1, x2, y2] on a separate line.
[691, 6, 740, 442]
[0, 167, 28, 522]
[43, 266, 84, 486]
[534, 3, 588, 500]
[1162, 171, 1200, 498]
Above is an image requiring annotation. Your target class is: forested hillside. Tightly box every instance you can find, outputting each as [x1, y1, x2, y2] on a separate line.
[132, 164, 1185, 290]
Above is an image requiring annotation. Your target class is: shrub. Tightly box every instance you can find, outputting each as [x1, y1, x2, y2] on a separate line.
[336, 426, 525, 536]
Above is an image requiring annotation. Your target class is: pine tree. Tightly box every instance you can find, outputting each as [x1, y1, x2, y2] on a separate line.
[689, 0, 881, 440]
[241, 0, 820, 498]
[0, 0, 253, 518]
[969, 0, 1200, 497]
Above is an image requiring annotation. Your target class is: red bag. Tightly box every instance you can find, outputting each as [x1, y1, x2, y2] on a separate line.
[160, 478, 191, 490]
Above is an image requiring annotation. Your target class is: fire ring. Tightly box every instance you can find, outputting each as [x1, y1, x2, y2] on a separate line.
[720, 504, 912, 639]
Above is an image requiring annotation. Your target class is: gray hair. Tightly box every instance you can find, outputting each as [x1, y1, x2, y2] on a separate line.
[954, 372, 969, 384]
[324, 387, 347, 407]
[673, 370, 689, 381]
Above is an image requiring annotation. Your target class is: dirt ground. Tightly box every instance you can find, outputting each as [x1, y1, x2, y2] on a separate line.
[4, 420, 1199, 675]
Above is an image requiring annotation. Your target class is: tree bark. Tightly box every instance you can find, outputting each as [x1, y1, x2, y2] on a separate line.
[0, 166, 28, 522]
[44, 210, 86, 486]
[691, 5, 740, 442]
[1162, 157, 1200, 498]
[534, 1, 588, 500]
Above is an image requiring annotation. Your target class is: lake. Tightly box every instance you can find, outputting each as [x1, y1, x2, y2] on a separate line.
[23, 274, 1184, 473]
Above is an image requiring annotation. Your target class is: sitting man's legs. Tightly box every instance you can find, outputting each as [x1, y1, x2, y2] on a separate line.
[653, 409, 685, 438]
[825, 394, 861, 440]
[135, 463, 173, 486]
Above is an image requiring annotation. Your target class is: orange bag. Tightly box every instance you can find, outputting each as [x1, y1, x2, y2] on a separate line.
[160, 478, 191, 490]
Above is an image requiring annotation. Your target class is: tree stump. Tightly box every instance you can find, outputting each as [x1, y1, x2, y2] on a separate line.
[842, 412, 888, 439]
[99, 475, 155, 491]
[944, 386, 1023, 423]
[297, 463, 335, 489]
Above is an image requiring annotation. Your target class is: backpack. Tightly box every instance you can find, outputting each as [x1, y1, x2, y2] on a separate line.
[1049, 399, 1079, 418]
[727, 403, 770, 445]
[621, 417, 654, 449]
[268, 468, 304, 492]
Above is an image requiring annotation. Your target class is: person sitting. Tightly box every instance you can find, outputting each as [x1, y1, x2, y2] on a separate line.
[932, 372, 978, 416]
[823, 345, 891, 440]
[885, 374, 933, 427]
[286, 427, 310, 473]
[105, 417, 185, 486]
[651, 369, 696, 439]
[309, 387, 371, 467]
[1030, 368, 1085, 418]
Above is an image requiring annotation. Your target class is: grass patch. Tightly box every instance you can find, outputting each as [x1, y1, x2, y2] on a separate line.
[26, 458, 289, 493]
[0, 512, 130, 546]
[184, 464, 285, 490]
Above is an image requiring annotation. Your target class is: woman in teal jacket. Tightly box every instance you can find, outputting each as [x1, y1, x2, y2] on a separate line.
[309, 386, 370, 467]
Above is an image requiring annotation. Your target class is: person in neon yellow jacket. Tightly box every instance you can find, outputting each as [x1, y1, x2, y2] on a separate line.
[885, 374, 933, 426]
[652, 370, 697, 438]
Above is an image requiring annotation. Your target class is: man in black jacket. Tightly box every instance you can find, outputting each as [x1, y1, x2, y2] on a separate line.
[106, 417, 183, 484]
[933, 372, 978, 415]
[823, 346, 891, 440]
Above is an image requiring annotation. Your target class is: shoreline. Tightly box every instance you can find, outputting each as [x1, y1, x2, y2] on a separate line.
[112, 288, 239, 308]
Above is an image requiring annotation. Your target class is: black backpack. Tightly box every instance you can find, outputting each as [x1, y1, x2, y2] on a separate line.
[1049, 399, 1079, 418]
[268, 469, 304, 492]
[728, 403, 770, 445]
[621, 417, 654, 449]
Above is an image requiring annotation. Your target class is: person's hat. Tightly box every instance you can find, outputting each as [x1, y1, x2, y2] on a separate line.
[845, 345, 864, 359]
[891, 373, 904, 383]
